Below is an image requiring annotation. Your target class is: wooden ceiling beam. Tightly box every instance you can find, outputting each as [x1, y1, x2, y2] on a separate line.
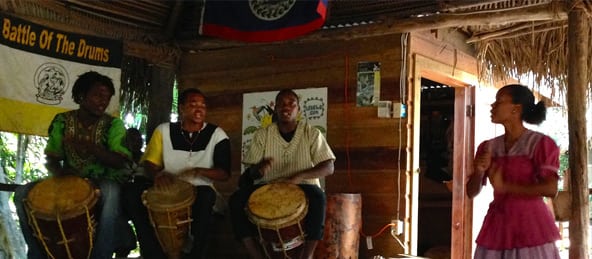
[164, 1, 184, 40]
[466, 20, 561, 43]
[181, 1, 567, 51]
[63, 0, 164, 27]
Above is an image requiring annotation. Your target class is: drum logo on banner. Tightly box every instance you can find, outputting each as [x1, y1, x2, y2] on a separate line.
[34, 63, 69, 105]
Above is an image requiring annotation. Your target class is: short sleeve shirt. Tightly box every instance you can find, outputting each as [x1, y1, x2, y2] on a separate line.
[45, 111, 130, 181]
[243, 120, 336, 186]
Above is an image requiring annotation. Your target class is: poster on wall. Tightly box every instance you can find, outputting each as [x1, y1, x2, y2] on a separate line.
[0, 13, 122, 136]
[356, 61, 381, 107]
[241, 87, 327, 171]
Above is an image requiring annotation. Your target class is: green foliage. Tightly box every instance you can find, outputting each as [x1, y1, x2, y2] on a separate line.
[559, 151, 569, 175]
[0, 135, 16, 176]
[0, 133, 47, 184]
[171, 81, 178, 115]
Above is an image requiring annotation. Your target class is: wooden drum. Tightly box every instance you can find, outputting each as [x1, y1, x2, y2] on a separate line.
[25, 175, 99, 259]
[247, 183, 308, 257]
[142, 179, 195, 259]
[314, 193, 362, 259]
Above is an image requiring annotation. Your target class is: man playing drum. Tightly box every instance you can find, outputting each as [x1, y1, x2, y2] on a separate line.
[14, 71, 132, 259]
[229, 89, 336, 259]
[126, 88, 231, 259]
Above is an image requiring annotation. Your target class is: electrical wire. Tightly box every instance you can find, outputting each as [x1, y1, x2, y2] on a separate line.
[395, 32, 409, 222]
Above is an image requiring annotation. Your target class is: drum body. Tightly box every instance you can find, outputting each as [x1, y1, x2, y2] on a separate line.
[142, 179, 196, 259]
[247, 183, 308, 256]
[314, 193, 362, 259]
[25, 175, 99, 259]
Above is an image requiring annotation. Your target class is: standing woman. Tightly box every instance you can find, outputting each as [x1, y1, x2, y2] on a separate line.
[467, 84, 561, 258]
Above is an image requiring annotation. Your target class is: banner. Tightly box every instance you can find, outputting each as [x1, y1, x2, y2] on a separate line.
[0, 13, 122, 136]
[241, 87, 327, 171]
[200, 0, 328, 42]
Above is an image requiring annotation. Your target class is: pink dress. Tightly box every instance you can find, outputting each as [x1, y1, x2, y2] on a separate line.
[474, 130, 560, 256]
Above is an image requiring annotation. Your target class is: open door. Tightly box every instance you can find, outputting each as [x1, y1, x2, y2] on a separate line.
[450, 85, 475, 259]
[410, 54, 476, 259]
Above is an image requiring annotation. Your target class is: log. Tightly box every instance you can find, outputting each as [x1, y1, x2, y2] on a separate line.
[567, 5, 590, 259]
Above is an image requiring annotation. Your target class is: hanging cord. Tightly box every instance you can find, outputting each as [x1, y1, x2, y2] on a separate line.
[359, 222, 405, 249]
[395, 32, 409, 224]
[344, 54, 353, 187]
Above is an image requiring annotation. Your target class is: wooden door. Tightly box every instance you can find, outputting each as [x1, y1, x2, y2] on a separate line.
[411, 54, 477, 258]
[450, 86, 475, 259]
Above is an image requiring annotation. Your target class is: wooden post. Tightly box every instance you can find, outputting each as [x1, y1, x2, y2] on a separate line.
[146, 66, 175, 140]
[567, 5, 589, 259]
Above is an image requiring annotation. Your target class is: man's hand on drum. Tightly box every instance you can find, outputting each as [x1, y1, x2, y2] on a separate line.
[46, 156, 78, 177]
[275, 173, 303, 185]
[153, 171, 177, 188]
[179, 168, 201, 179]
[255, 157, 273, 178]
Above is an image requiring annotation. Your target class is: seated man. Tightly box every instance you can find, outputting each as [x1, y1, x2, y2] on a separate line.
[229, 89, 336, 259]
[124, 88, 231, 259]
[14, 71, 130, 259]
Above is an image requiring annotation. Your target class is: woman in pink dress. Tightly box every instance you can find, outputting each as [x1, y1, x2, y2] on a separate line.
[467, 84, 561, 259]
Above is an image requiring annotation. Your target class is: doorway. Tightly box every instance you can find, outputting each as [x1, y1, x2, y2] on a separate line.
[417, 78, 454, 258]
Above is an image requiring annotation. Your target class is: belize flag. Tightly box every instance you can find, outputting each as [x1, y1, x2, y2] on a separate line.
[199, 0, 328, 42]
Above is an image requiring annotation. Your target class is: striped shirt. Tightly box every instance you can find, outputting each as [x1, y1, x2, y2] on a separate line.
[243, 120, 335, 186]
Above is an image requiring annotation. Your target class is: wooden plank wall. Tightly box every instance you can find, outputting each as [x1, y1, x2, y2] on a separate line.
[177, 33, 408, 258]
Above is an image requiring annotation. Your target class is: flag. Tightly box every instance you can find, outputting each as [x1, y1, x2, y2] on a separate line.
[0, 13, 123, 136]
[200, 0, 328, 42]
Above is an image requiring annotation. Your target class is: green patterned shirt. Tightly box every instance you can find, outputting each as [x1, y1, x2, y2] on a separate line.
[45, 110, 131, 182]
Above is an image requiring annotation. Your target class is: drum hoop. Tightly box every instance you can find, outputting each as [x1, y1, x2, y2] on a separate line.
[247, 202, 308, 229]
[143, 191, 196, 211]
[26, 177, 99, 220]
[247, 183, 307, 220]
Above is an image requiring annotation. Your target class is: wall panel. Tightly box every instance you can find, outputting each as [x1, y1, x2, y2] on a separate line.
[178, 33, 408, 258]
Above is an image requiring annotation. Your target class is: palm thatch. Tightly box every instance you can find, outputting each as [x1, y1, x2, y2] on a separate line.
[457, 0, 592, 104]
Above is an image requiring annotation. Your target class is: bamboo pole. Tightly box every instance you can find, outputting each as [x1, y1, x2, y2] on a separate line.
[567, 5, 589, 259]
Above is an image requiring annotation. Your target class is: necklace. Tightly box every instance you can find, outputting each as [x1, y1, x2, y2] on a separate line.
[181, 128, 200, 157]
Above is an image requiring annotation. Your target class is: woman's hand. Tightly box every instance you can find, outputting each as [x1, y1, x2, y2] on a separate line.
[487, 163, 506, 193]
[474, 144, 492, 173]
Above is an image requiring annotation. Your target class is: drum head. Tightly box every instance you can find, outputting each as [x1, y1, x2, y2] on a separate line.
[27, 175, 98, 220]
[247, 183, 307, 227]
[143, 179, 195, 211]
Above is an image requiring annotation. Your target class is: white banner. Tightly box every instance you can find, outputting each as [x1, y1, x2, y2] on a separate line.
[0, 14, 122, 136]
[0, 44, 120, 111]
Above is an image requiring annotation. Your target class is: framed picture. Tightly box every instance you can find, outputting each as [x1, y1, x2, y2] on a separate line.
[356, 61, 381, 107]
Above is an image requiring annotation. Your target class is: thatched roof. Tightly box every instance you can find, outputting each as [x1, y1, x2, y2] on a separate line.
[1, 0, 591, 100]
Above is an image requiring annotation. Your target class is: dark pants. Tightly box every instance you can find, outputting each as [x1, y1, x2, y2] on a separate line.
[122, 178, 216, 259]
[229, 184, 326, 241]
[121, 177, 165, 259]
